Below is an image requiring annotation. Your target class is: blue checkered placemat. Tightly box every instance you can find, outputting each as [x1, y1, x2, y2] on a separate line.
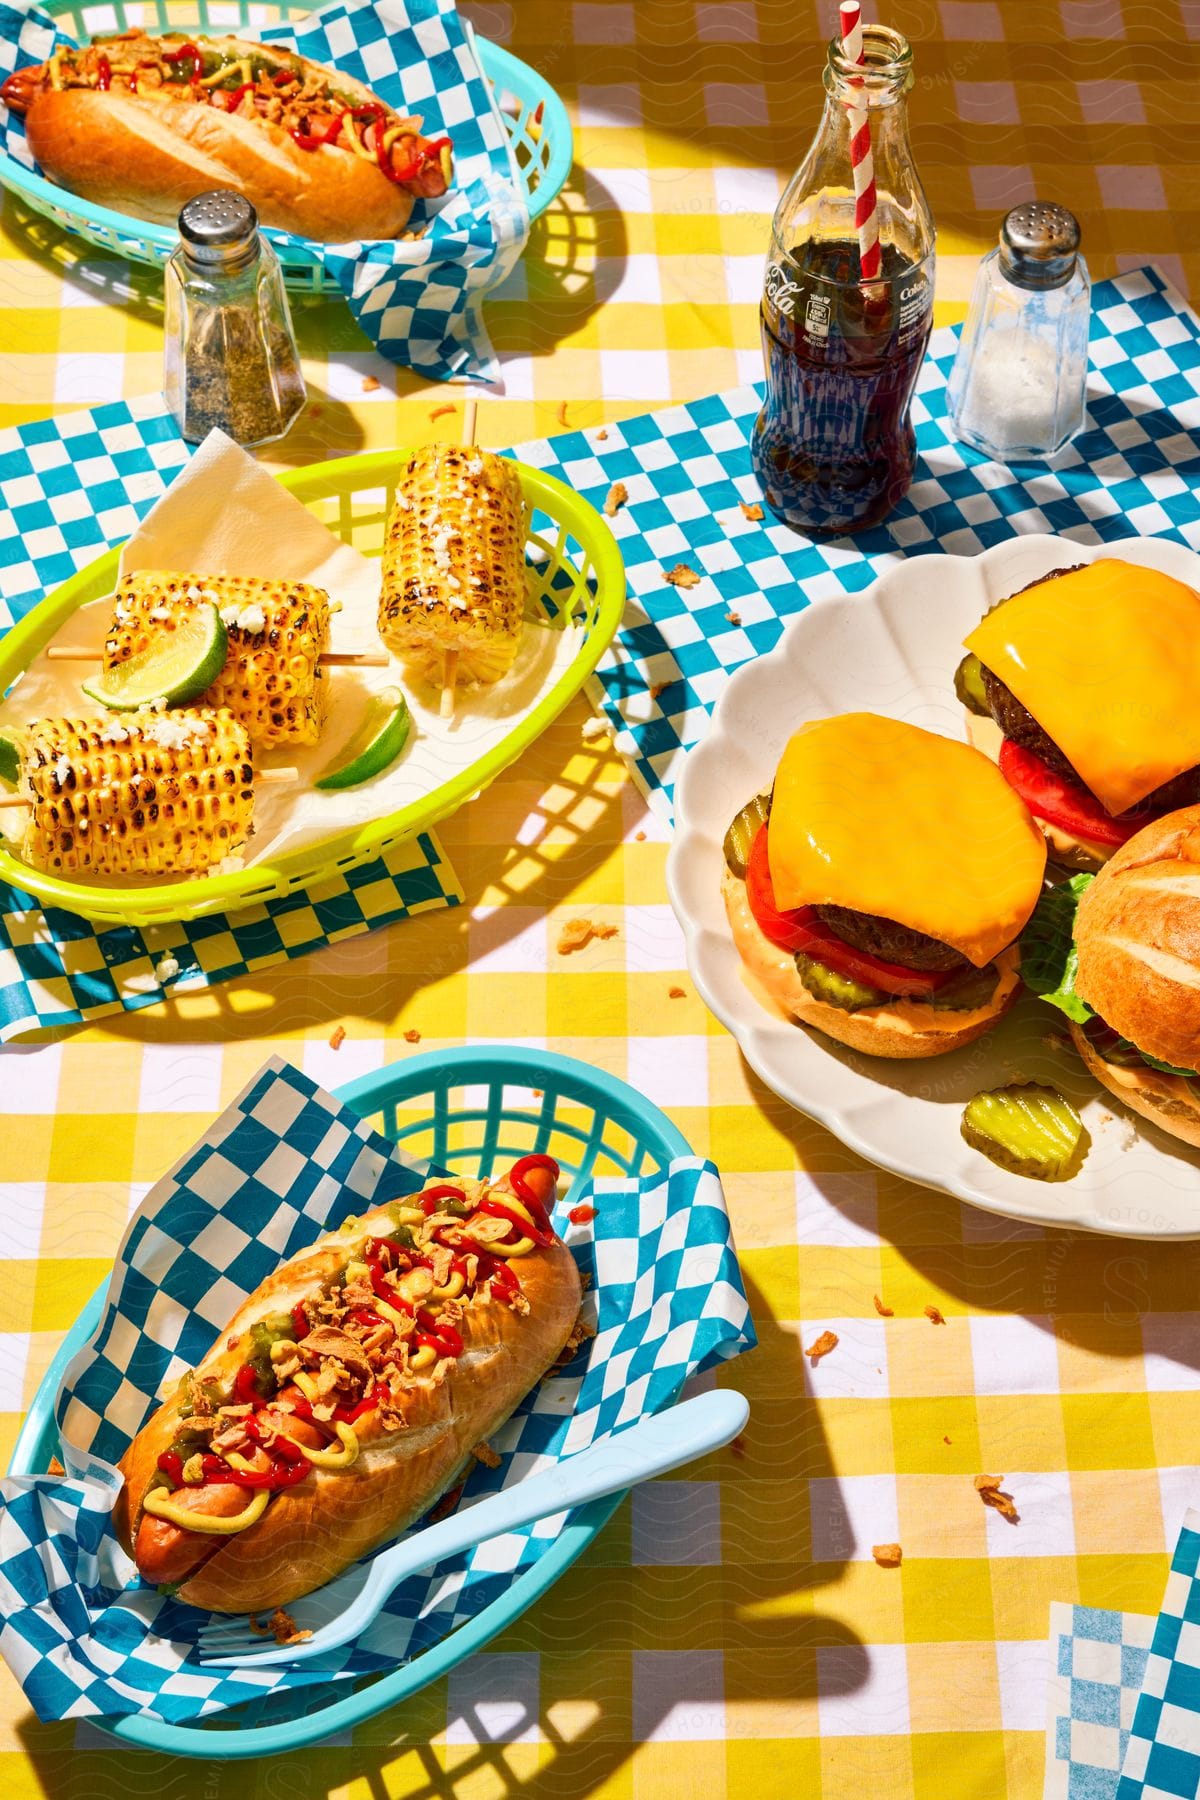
[0, 0, 528, 380]
[1117, 1509, 1200, 1799]
[1045, 1602, 1155, 1800]
[508, 265, 1200, 822]
[0, 1056, 754, 1724]
[0, 396, 462, 1042]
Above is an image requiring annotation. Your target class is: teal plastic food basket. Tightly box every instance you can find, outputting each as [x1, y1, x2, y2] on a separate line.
[7, 1046, 691, 1759]
[0, 7, 571, 291]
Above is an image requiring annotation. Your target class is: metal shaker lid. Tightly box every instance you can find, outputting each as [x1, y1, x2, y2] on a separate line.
[998, 202, 1081, 291]
[178, 191, 260, 266]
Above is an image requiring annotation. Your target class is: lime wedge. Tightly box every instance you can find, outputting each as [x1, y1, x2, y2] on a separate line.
[81, 603, 228, 711]
[316, 689, 412, 791]
[0, 732, 18, 787]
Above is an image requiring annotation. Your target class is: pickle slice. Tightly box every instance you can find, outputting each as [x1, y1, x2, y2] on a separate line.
[723, 791, 771, 877]
[954, 652, 990, 717]
[929, 963, 999, 1011]
[961, 1084, 1089, 1181]
[795, 952, 883, 1012]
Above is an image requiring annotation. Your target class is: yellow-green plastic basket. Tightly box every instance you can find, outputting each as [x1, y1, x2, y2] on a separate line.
[0, 451, 625, 926]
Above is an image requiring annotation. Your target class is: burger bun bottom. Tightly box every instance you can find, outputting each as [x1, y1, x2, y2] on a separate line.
[1070, 1020, 1200, 1151]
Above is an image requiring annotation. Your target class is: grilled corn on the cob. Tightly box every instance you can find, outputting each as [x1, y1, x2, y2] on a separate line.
[14, 709, 254, 877]
[378, 446, 528, 686]
[104, 572, 331, 748]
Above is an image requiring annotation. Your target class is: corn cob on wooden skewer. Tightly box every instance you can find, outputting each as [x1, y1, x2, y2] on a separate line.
[46, 646, 386, 667]
[101, 572, 335, 749]
[0, 710, 266, 877]
[378, 445, 528, 715]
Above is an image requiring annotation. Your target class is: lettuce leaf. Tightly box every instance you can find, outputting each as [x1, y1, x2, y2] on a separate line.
[1018, 874, 1095, 1024]
[1125, 1043, 1199, 1080]
[1020, 877, 1199, 1078]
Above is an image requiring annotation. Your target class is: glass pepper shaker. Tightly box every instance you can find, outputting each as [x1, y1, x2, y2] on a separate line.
[947, 202, 1090, 461]
[164, 190, 306, 449]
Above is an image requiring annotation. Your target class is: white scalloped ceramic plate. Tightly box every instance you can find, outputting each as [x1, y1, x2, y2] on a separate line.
[667, 534, 1200, 1238]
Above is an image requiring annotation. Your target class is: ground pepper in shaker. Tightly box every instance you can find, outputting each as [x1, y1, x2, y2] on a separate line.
[164, 190, 306, 449]
[947, 202, 1090, 461]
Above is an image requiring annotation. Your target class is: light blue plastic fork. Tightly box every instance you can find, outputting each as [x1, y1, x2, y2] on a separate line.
[196, 1387, 749, 1668]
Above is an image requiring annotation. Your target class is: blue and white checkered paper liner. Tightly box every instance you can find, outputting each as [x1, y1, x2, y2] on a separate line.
[0, 1056, 754, 1724]
[0, 0, 528, 380]
[507, 266, 1200, 823]
[0, 830, 462, 1042]
[1044, 1602, 1155, 1800]
[1117, 1509, 1200, 1799]
[0, 397, 462, 1041]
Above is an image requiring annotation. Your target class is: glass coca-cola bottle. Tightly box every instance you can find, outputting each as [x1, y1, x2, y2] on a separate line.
[751, 23, 935, 536]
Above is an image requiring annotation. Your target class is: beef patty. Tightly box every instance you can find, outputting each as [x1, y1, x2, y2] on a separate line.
[813, 905, 971, 972]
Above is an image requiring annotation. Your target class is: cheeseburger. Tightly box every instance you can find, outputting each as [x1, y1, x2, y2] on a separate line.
[722, 713, 1047, 1060]
[1021, 807, 1200, 1149]
[958, 559, 1200, 870]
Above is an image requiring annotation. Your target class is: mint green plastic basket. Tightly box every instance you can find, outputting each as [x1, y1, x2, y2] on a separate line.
[0, 8, 571, 291]
[7, 1046, 692, 1759]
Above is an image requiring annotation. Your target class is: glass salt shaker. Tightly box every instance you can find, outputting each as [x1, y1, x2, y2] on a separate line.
[164, 190, 306, 449]
[947, 202, 1090, 461]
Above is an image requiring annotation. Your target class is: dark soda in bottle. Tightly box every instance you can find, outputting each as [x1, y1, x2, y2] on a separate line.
[752, 23, 935, 536]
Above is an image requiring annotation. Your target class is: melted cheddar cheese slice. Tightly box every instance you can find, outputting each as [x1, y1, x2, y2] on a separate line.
[768, 714, 1047, 968]
[965, 560, 1200, 816]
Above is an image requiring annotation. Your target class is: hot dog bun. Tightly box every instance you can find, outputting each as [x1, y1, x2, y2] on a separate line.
[7, 33, 450, 241]
[113, 1162, 582, 1612]
[24, 87, 414, 239]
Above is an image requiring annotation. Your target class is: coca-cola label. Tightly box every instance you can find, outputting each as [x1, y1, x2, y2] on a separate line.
[764, 260, 801, 317]
[897, 277, 929, 346]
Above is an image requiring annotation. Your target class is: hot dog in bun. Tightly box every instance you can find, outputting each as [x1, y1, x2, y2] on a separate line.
[1, 32, 453, 241]
[113, 1156, 581, 1612]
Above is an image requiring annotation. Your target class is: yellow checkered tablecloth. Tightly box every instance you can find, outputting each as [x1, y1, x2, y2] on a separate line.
[3, 1, 1200, 1794]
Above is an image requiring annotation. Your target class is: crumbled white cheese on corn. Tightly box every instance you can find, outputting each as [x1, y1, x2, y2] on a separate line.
[51, 753, 71, 787]
[219, 603, 267, 634]
[97, 722, 131, 745]
[149, 606, 173, 622]
[141, 716, 212, 752]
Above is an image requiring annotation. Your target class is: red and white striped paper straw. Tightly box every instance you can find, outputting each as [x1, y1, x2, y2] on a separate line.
[839, 0, 881, 280]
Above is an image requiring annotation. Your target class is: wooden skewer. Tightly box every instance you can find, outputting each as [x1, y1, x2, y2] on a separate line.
[440, 396, 480, 721]
[0, 764, 297, 808]
[44, 646, 389, 668]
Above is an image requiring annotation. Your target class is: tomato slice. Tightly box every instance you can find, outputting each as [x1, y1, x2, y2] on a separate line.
[744, 826, 953, 997]
[997, 739, 1142, 848]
